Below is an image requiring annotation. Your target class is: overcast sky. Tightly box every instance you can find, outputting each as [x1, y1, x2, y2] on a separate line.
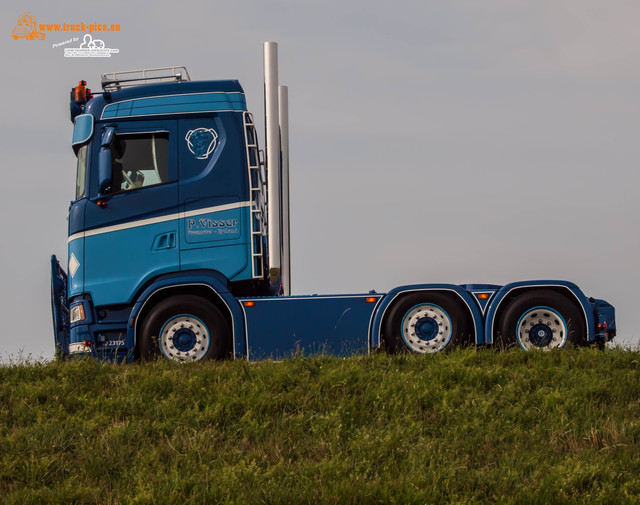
[1, 0, 638, 360]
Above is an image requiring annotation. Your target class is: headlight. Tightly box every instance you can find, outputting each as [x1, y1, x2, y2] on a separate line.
[69, 341, 92, 354]
[70, 304, 86, 324]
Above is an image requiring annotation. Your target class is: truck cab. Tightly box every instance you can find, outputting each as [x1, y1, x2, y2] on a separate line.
[54, 68, 269, 360]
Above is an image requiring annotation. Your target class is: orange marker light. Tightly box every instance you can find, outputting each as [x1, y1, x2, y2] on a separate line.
[365, 297, 377, 303]
[477, 293, 490, 300]
[243, 301, 256, 307]
[73, 80, 87, 102]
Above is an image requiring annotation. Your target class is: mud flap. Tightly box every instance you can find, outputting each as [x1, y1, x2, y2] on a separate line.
[51, 255, 69, 357]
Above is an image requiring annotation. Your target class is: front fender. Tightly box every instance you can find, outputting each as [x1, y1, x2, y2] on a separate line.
[128, 270, 247, 359]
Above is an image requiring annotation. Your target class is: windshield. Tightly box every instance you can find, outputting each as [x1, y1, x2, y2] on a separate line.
[75, 144, 88, 200]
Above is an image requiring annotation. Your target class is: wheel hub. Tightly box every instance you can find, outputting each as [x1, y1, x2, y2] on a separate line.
[173, 328, 197, 352]
[529, 324, 553, 347]
[414, 317, 439, 341]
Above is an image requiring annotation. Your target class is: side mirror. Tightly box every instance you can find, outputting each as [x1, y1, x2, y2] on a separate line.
[98, 127, 115, 196]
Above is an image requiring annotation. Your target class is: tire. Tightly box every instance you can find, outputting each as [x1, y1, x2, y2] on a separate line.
[383, 292, 473, 354]
[139, 295, 231, 362]
[497, 290, 586, 351]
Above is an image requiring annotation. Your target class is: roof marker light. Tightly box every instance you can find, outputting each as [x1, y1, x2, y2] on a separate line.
[72, 80, 87, 102]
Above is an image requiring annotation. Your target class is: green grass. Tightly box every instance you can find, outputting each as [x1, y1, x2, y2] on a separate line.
[2, 348, 640, 504]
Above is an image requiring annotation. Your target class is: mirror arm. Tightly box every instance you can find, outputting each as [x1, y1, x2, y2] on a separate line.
[98, 147, 112, 196]
[97, 127, 116, 197]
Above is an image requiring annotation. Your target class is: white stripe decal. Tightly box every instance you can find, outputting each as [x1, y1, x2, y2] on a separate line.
[68, 201, 251, 243]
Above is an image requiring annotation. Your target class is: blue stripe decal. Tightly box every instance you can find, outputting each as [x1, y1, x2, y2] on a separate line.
[101, 92, 247, 119]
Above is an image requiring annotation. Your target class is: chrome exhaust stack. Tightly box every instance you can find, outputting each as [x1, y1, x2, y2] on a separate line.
[279, 85, 291, 295]
[263, 42, 291, 295]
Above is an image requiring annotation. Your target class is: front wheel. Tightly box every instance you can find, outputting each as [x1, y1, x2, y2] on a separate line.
[139, 295, 231, 362]
[383, 292, 472, 354]
[497, 290, 586, 350]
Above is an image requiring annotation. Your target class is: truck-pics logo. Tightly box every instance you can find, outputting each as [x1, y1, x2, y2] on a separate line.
[185, 128, 218, 159]
[12, 12, 45, 40]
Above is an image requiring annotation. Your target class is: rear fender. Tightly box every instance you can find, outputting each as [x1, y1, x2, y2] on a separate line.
[484, 280, 595, 344]
[370, 284, 484, 348]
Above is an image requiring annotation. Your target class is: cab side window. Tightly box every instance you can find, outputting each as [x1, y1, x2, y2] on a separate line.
[110, 132, 169, 193]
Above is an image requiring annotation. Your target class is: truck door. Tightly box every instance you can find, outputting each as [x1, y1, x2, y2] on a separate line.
[177, 115, 252, 281]
[83, 120, 179, 307]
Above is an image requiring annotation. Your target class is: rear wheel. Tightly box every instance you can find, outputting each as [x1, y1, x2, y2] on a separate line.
[139, 295, 231, 362]
[497, 290, 586, 350]
[383, 292, 472, 353]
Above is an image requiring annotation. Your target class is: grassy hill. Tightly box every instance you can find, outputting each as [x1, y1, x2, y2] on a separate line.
[2, 348, 640, 504]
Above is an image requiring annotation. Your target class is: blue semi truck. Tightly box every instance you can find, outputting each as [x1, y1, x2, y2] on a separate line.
[50, 43, 616, 362]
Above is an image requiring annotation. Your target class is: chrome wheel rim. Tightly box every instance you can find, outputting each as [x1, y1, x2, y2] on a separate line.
[516, 306, 567, 351]
[159, 314, 210, 362]
[401, 303, 452, 353]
